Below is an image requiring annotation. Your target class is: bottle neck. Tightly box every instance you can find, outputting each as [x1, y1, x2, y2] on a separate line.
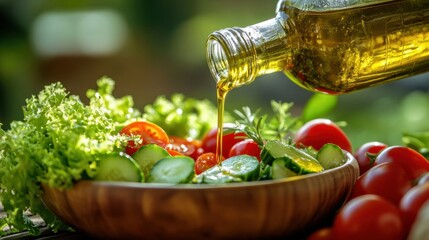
[206, 17, 288, 92]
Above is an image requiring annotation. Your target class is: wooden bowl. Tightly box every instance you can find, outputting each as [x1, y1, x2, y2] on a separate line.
[42, 151, 359, 239]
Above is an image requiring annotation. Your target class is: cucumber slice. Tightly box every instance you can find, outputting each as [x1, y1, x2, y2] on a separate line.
[193, 166, 242, 184]
[132, 144, 170, 177]
[147, 156, 195, 184]
[271, 158, 297, 179]
[95, 152, 144, 182]
[261, 140, 324, 174]
[221, 155, 260, 180]
[316, 143, 346, 169]
[194, 155, 260, 184]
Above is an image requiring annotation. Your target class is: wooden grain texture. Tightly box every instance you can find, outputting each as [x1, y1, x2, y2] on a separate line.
[42, 152, 359, 240]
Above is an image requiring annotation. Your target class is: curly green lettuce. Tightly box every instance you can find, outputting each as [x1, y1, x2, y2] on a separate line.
[0, 77, 141, 236]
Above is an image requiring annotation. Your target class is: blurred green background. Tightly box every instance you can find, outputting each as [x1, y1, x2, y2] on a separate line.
[1, 0, 428, 150]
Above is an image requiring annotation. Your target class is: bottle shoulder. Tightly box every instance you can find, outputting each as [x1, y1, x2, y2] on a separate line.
[276, 0, 425, 12]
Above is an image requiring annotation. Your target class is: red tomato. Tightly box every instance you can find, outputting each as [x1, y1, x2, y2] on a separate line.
[228, 139, 261, 161]
[353, 141, 387, 175]
[374, 146, 429, 180]
[294, 119, 352, 153]
[349, 162, 413, 205]
[307, 228, 333, 240]
[201, 124, 245, 158]
[194, 153, 224, 175]
[332, 194, 404, 240]
[399, 183, 429, 235]
[166, 149, 184, 156]
[120, 121, 169, 155]
[166, 136, 204, 160]
[417, 172, 429, 185]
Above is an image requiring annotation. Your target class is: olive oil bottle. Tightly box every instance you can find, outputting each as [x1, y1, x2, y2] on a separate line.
[208, 0, 429, 163]
[207, 0, 429, 95]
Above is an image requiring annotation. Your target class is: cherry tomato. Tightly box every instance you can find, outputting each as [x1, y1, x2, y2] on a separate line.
[201, 124, 245, 158]
[166, 149, 184, 156]
[399, 182, 429, 235]
[307, 228, 333, 240]
[374, 146, 429, 180]
[120, 121, 169, 155]
[166, 136, 204, 160]
[349, 162, 413, 205]
[353, 141, 387, 175]
[332, 194, 404, 240]
[294, 119, 352, 153]
[417, 172, 429, 185]
[228, 139, 261, 161]
[194, 153, 224, 175]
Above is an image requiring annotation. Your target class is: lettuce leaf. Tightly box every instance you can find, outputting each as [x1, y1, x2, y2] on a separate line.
[0, 77, 140, 235]
[143, 94, 222, 139]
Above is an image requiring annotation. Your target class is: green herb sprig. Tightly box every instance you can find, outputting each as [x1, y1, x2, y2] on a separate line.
[228, 100, 302, 147]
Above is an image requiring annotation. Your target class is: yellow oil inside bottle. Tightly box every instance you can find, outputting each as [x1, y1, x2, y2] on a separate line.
[281, 0, 429, 93]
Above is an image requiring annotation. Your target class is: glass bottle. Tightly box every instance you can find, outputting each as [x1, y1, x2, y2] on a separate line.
[206, 0, 429, 94]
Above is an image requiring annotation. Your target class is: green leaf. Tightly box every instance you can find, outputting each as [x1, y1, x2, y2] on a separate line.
[302, 93, 337, 122]
[142, 94, 222, 139]
[0, 77, 137, 235]
[402, 131, 429, 159]
[230, 101, 301, 147]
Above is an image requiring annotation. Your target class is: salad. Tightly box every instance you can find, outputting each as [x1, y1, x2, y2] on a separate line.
[1, 77, 428, 240]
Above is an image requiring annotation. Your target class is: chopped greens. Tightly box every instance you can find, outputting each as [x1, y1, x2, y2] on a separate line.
[0, 77, 140, 235]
